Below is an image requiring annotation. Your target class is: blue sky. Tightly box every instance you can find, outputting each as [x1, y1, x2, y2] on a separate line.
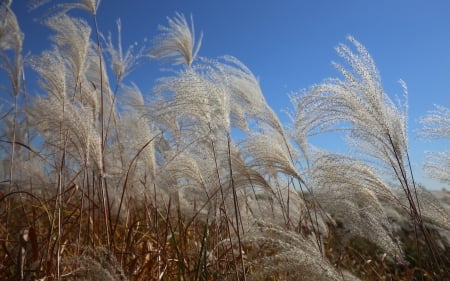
[10, 0, 450, 189]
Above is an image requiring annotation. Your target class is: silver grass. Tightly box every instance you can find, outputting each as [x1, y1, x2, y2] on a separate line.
[103, 19, 149, 82]
[0, 2, 23, 51]
[419, 104, 450, 140]
[30, 48, 68, 99]
[240, 220, 355, 281]
[29, 44, 103, 173]
[308, 152, 400, 204]
[29, 93, 103, 172]
[419, 105, 450, 184]
[65, 247, 127, 281]
[394, 186, 450, 232]
[0, 3, 23, 98]
[423, 151, 450, 184]
[83, 44, 114, 110]
[150, 12, 202, 67]
[77, 0, 101, 15]
[242, 179, 315, 231]
[292, 36, 409, 183]
[210, 56, 286, 136]
[152, 68, 230, 135]
[310, 153, 403, 258]
[118, 84, 157, 178]
[49, 0, 101, 16]
[154, 150, 209, 214]
[242, 132, 298, 179]
[45, 13, 91, 82]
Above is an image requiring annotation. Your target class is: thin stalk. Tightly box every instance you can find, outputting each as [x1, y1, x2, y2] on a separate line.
[56, 93, 68, 281]
[386, 132, 442, 272]
[91, 12, 112, 248]
[112, 132, 163, 238]
[208, 128, 238, 280]
[226, 133, 246, 281]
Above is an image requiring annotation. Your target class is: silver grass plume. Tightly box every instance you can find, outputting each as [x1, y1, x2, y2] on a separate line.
[84, 44, 114, 110]
[152, 67, 230, 136]
[48, 0, 101, 15]
[29, 48, 103, 172]
[242, 177, 314, 231]
[419, 104, 450, 184]
[419, 105, 450, 140]
[240, 220, 357, 281]
[45, 13, 91, 83]
[293, 36, 447, 271]
[29, 91, 103, 172]
[64, 247, 127, 281]
[394, 186, 450, 232]
[104, 19, 149, 82]
[150, 12, 202, 67]
[242, 131, 298, 179]
[210, 56, 286, 136]
[0, 2, 23, 97]
[119, 84, 157, 179]
[154, 150, 208, 214]
[293, 36, 409, 183]
[423, 151, 450, 185]
[0, 2, 23, 51]
[30, 48, 67, 98]
[309, 152, 404, 259]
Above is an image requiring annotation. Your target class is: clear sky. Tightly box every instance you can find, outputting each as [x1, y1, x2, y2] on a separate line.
[10, 0, 450, 189]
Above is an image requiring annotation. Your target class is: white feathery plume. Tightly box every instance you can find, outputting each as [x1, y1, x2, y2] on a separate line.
[118, 84, 158, 181]
[104, 19, 149, 82]
[45, 13, 91, 83]
[239, 220, 352, 281]
[83, 44, 114, 112]
[394, 186, 450, 232]
[153, 68, 223, 132]
[293, 36, 409, 184]
[29, 93, 103, 172]
[79, 0, 101, 15]
[419, 104, 450, 140]
[29, 46, 103, 172]
[242, 131, 298, 179]
[0, 2, 23, 51]
[150, 12, 202, 67]
[423, 151, 450, 185]
[309, 152, 404, 259]
[30, 48, 68, 99]
[211, 56, 285, 136]
[0, 2, 23, 97]
[51, 0, 101, 15]
[419, 104, 450, 184]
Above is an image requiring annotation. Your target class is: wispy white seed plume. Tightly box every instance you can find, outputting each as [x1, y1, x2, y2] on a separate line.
[150, 12, 202, 67]
[419, 104, 450, 140]
[45, 13, 91, 81]
[423, 151, 450, 185]
[242, 132, 298, 179]
[0, 2, 23, 51]
[419, 105, 450, 184]
[52, 0, 101, 15]
[104, 19, 149, 82]
[241, 221, 352, 281]
[309, 152, 404, 258]
[394, 186, 450, 232]
[293, 36, 409, 183]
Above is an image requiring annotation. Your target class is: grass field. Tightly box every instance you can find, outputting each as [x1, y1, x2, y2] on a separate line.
[1, 2, 449, 280]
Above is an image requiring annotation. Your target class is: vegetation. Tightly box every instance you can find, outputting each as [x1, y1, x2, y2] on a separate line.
[0, 1, 449, 280]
